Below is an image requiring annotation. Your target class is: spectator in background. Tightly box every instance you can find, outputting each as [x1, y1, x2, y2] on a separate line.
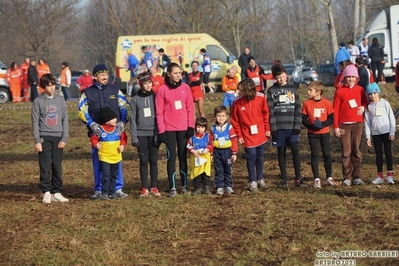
[221, 68, 238, 110]
[355, 57, 369, 91]
[238, 47, 252, 79]
[335, 42, 350, 75]
[200, 48, 215, 93]
[60, 62, 71, 101]
[127, 48, 139, 96]
[6, 62, 23, 103]
[368, 37, 385, 84]
[149, 66, 164, 94]
[20, 57, 30, 102]
[395, 61, 399, 93]
[246, 56, 273, 92]
[359, 38, 369, 64]
[141, 46, 153, 69]
[347, 40, 360, 64]
[28, 60, 39, 102]
[37, 58, 50, 93]
[158, 48, 171, 76]
[77, 70, 93, 94]
[188, 61, 205, 118]
[231, 65, 241, 81]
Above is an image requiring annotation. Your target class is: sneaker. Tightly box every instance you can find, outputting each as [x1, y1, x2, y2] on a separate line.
[248, 181, 258, 192]
[295, 179, 307, 188]
[386, 176, 395, 185]
[216, 187, 224, 195]
[277, 181, 288, 189]
[169, 188, 178, 198]
[326, 177, 336, 187]
[209, 86, 215, 93]
[258, 179, 268, 189]
[52, 193, 69, 203]
[109, 193, 120, 199]
[192, 187, 202, 195]
[314, 178, 321, 188]
[352, 178, 365, 185]
[181, 187, 191, 195]
[150, 187, 161, 197]
[91, 190, 102, 200]
[101, 194, 110, 200]
[372, 177, 385, 185]
[225, 187, 234, 194]
[342, 179, 352, 186]
[140, 188, 149, 198]
[42, 191, 51, 204]
[203, 186, 211, 195]
[115, 189, 128, 198]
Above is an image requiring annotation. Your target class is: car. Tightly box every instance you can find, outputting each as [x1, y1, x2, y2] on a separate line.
[0, 60, 11, 104]
[318, 63, 335, 86]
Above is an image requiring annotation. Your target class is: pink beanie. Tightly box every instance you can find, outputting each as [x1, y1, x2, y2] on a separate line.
[343, 64, 358, 78]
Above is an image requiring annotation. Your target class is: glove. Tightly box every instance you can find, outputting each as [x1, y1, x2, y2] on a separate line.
[90, 122, 101, 136]
[153, 134, 160, 147]
[132, 140, 140, 147]
[158, 133, 167, 144]
[116, 121, 125, 135]
[314, 118, 323, 129]
[185, 127, 195, 139]
[271, 131, 278, 142]
[292, 129, 301, 135]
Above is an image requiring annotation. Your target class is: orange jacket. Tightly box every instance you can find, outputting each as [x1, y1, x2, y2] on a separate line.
[6, 68, 22, 85]
[221, 75, 238, 92]
[37, 63, 50, 79]
[20, 62, 30, 89]
[60, 67, 71, 86]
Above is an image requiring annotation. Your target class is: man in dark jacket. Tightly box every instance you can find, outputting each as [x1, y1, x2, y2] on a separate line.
[355, 57, 369, 90]
[238, 47, 252, 79]
[27, 60, 39, 102]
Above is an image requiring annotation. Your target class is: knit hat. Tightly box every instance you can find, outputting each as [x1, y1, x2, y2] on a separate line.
[343, 64, 358, 78]
[99, 107, 117, 124]
[93, 64, 108, 77]
[366, 82, 381, 95]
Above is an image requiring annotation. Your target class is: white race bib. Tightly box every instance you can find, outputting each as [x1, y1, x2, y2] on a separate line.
[376, 107, 382, 116]
[251, 77, 260, 86]
[250, 125, 258, 135]
[279, 95, 287, 103]
[143, 108, 151, 117]
[218, 137, 226, 146]
[349, 99, 358, 108]
[314, 108, 321, 118]
[174, 100, 182, 110]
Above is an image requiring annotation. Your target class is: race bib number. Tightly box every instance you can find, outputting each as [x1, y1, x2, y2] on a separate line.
[143, 108, 151, 117]
[175, 100, 182, 110]
[250, 125, 258, 135]
[348, 99, 358, 108]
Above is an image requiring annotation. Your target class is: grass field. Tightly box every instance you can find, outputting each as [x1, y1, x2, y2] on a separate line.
[1, 84, 399, 265]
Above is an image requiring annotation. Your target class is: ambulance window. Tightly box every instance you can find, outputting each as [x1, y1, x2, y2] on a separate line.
[368, 33, 385, 48]
[206, 45, 228, 63]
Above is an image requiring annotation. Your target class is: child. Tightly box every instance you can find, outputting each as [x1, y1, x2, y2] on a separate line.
[32, 74, 69, 204]
[266, 64, 303, 188]
[90, 107, 127, 199]
[211, 106, 238, 195]
[130, 72, 161, 197]
[333, 64, 368, 186]
[188, 61, 205, 118]
[302, 81, 335, 188]
[231, 79, 270, 192]
[187, 117, 213, 195]
[155, 63, 195, 197]
[364, 83, 395, 185]
[221, 68, 239, 110]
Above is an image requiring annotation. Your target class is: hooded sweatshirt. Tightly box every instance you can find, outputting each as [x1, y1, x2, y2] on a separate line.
[32, 93, 69, 144]
[130, 89, 157, 143]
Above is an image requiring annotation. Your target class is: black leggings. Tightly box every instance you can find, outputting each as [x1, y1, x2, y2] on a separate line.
[372, 133, 393, 172]
[137, 136, 159, 189]
[277, 142, 301, 181]
[165, 131, 188, 189]
[308, 133, 332, 179]
[371, 61, 384, 82]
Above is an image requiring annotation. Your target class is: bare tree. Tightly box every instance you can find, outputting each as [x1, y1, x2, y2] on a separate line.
[318, 0, 338, 58]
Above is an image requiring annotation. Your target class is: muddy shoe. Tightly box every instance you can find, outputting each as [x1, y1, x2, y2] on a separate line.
[203, 186, 211, 195]
[277, 181, 288, 189]
[192, 187, 202, 195]
[295, 179, 307, 188]
[91, 190, 102, 200]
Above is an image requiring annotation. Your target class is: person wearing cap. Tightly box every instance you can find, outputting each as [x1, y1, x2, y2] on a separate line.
[78, 63, 130, 200]
[364, 83, 395, 185]
[334, 42, 350, 75]
[60, 62, 71, 101]
[76, 70, 93, 94]
[90, 107, 127, 199]
[333, 64, 368, 186]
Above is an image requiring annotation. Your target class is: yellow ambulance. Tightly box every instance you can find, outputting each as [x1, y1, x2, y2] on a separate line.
[115, 33, 240, 91]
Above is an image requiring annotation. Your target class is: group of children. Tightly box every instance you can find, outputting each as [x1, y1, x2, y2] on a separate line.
[32, 60, 396, 204]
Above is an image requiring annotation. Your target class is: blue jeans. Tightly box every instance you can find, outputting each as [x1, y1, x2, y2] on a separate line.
[61, 86, 70, 101]
[245, 143, 266, 182]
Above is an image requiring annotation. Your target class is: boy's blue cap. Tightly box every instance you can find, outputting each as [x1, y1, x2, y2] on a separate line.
[366, 82, 381, 95]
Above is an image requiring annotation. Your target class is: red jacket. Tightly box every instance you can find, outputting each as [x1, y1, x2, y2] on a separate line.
[77, 75, 93, 92]
[20, 62, 30, 89]
[246, 65, 273, 92]
[230, 92, 270, 148]
[151, 74, 164, 94]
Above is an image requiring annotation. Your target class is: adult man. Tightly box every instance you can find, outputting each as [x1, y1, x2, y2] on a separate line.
[60, 62, 71, 101]
[359, 38, 369, 63]
[20, 57, 30, 102]
[78, 64, 130, 200]
[149, 66, 164, 94]
[200, 48, 214, 93]
[27, 60, 39, 102]
[238, 47, 252, 79]
[335, 42, 350, 75]
[158, 48, 170, 76]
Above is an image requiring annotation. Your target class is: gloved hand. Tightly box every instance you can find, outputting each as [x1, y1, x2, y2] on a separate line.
[292, 129, 301, 135]
[153, 134, 160, 147]
[185, 127, 195, 138]
[271, 131, 278, 142]
[314, 118, 323, 129]
[90, 122, 101, 136]
[132, 140, 140, 147]
[116, 121, 125, 135]
[158, 133, 167, 144]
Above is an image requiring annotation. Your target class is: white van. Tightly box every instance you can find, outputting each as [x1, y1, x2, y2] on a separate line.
[0, 60, 10, 104]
